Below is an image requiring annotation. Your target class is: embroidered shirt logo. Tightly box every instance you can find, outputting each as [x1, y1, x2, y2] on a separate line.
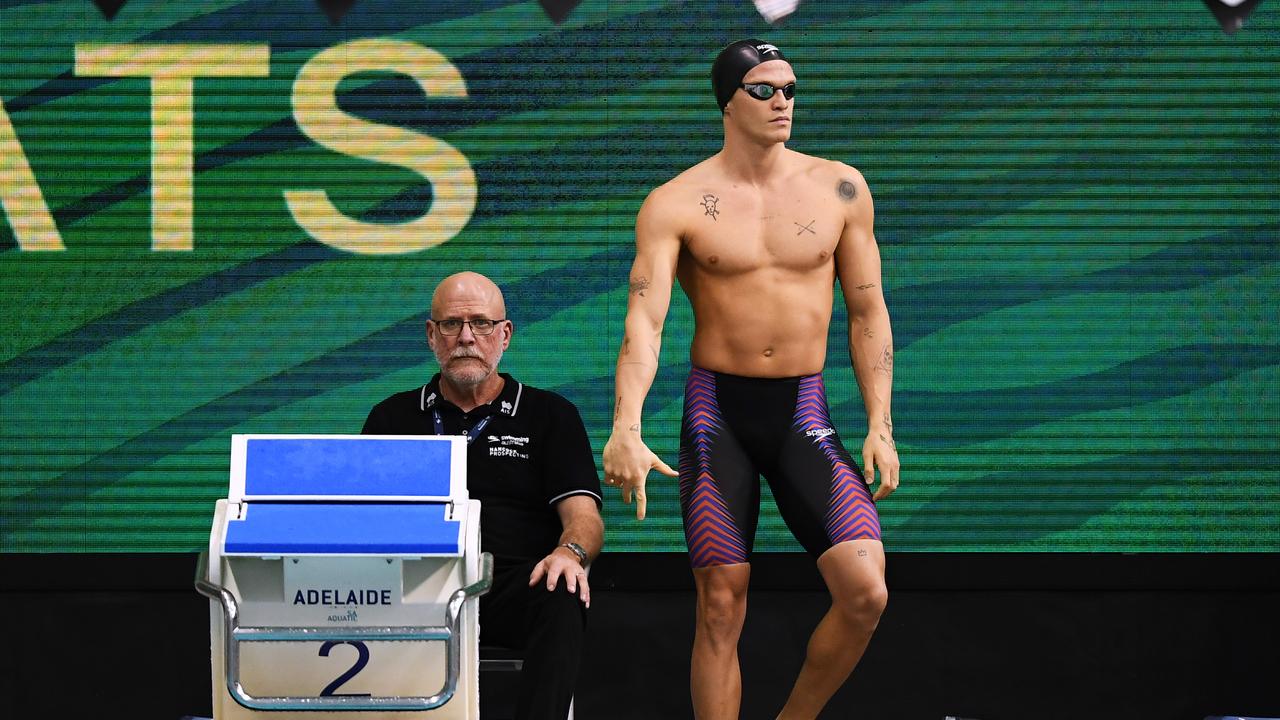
[487, 434, 530, 459]
[488, 434, 530, 446]
[501, 400, 513, 414]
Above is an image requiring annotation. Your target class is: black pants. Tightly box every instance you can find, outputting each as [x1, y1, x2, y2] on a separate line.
[480, 559, 587, 720]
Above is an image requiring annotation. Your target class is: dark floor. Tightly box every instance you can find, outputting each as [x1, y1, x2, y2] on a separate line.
[0, 553, 1277, 720]
[578, 588, 1280, 720]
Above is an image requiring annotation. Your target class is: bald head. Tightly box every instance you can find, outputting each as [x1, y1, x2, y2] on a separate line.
[427, 271, 512, 389]
[431, 271, 506, 320]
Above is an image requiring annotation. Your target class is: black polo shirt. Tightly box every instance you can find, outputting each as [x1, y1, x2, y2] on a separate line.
[361, 373, 601, 570]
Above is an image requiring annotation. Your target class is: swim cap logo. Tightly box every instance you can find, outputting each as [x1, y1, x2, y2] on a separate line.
[755, 43, 781, 55]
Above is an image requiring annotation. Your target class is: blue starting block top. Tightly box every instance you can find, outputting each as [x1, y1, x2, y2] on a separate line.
[224, 503, 462, 556]
[229, 435, 465, 502]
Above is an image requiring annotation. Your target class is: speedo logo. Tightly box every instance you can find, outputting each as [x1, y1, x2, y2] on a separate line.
[806, 428, 835, 439]
[756, 43, 781, 55]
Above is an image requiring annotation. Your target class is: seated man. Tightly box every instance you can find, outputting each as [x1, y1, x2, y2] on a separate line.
[362, 271, 603, 720]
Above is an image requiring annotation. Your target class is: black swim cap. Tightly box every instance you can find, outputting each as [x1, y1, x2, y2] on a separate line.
[711, 39, 788, 111]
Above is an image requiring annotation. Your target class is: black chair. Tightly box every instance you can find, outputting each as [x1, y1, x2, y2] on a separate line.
[478, 645, 576, 720]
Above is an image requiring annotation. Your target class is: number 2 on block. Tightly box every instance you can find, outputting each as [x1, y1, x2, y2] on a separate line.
[318, 641, 372, 697]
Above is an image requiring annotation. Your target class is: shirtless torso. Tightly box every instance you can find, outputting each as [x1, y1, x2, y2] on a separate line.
[664, 151, 856, 377]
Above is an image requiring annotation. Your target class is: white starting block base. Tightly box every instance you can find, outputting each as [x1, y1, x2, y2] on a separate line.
[198, 435, 488, 719]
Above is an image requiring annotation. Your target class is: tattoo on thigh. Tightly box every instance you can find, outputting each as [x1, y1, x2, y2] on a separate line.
[837, 180, 857, 202]
[857, 549, 868, 557]
[855, 283, 876, 290]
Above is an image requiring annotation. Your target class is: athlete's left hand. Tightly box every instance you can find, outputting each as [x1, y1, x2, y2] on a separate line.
[862, 430, 900, 501]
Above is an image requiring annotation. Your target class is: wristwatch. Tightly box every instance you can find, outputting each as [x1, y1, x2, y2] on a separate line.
[560, 542, 587, 564]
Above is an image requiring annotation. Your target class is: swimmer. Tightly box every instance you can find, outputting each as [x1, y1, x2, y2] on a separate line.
[602, 39, 900, 719]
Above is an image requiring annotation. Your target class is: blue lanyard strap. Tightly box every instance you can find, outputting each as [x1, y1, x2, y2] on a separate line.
[433, 408, 493, 445]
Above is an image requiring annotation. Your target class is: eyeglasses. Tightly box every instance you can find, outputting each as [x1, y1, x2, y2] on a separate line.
[740, 82, 796, 101]
[432, 318, 507, 336]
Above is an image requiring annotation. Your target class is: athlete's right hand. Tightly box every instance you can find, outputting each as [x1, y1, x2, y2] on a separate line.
[603, 430, 677, 521]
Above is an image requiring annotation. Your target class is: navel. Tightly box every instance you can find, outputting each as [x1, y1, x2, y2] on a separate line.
[762, 347, 774, 358]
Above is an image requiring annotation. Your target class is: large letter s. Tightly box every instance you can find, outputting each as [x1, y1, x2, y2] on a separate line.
[285, 39, 476, 255]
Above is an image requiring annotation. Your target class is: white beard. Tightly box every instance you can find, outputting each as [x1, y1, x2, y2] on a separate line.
[439, 345, 503, 387]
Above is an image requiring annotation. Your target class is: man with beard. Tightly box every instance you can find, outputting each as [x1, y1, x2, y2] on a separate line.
[362, 271, 603, 720]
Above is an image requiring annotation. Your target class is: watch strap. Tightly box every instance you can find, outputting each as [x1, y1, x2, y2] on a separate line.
[560, 542, 587, 564]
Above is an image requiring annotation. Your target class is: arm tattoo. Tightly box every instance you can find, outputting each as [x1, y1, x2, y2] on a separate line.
[629, 423, 640, 433]
[883, 412, 893, 433]
[837, 180, 857, 202]
[873, 343, 894, 376]
[862, 327, 874, 338]
[700, 194, 720, 221]
[614, 395, 621, 423]
[629, 276, 650, 297]
[879, 433, 896, 450]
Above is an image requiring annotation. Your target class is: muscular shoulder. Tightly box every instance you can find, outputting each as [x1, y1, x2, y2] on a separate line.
[638, 159, 720, 231]
[802, 157, 872, 228]
[790, 154, 869, 205]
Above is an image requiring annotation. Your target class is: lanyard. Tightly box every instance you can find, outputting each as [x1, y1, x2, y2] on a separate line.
[432, 408, 493, 446]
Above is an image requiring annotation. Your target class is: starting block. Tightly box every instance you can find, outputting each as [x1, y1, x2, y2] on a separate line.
[195, 434, 491, 719]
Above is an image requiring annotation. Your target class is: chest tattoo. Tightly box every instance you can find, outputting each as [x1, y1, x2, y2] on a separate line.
[700, 194, 720, 221]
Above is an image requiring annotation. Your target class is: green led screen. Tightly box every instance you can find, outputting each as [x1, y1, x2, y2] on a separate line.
[1, 1, 1277, 553]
